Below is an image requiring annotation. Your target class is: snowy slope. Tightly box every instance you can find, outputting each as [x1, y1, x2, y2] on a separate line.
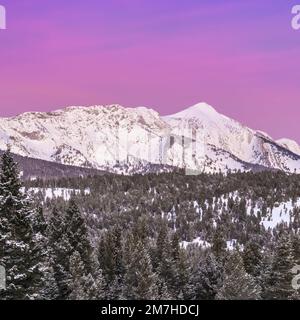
[0, 105, 167, 170]
[0, 102, 299, 174]
[164, 103, 300, 173]
[276, 138, 300, 156]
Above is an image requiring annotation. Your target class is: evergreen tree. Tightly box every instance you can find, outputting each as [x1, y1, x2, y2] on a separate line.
[69, 251, 86, 300]
[48, 206, 72, 299]
[32, 207, 58, 299]
[69, 251, 106, 300]
[243, 239, 263, 277]
[156, 278, 173, 300]
[156, 239, 177, 296]
[173, 249, 189, 299]
[83, 272, 106, 300]
[0, 149, 47, 299]
[212, 224, 227, 261]
[265, 232, 297, 299]
[188, 252, 223, 300]
[153, 222, 177, 295]
[98, 226, 123, 283]
[257, 249, 273, 299]
[153, 221, 169, 268]
[65, 199, 93, 273]
[216, 251, 261, 300]
[48, 200, 93, 299]
[123, 241, 158, 300]
[292, 233, 300, 265]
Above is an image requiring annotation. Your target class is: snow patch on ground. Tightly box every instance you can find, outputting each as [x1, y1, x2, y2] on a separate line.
[260, 198, 300, 230]
[22, 187, 90, 201]
[180, 237, 211, 249]
[180, 237, 243, 251]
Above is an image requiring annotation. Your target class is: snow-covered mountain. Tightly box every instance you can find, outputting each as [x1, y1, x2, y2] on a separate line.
[0, 102, 299, 174]
[276, 138, 300, 157]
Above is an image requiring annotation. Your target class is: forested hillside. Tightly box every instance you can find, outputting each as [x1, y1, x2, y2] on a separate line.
[21, 165, 300, 299]
[1, 149, 300, 300]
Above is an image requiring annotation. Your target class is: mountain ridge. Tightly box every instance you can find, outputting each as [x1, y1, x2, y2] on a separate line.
[0, 102, 299, 175]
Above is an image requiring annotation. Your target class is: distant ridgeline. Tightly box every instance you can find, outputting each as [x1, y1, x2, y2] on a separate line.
[0, 5, 6, 30]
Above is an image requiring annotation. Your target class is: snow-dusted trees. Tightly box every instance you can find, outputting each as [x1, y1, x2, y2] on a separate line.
[123, 239, 158, 300]
[188, 252, 223, 300]
[242, 238, 263, 277]
[265, 232, 297, 299]
[2, 156, 300, 300]
[48, 207, 72, 299]
[48, 200, 98, 299]
[216, 251, 261, 300]
[69, 251, 105, 300]
[0, 149, 51, 299]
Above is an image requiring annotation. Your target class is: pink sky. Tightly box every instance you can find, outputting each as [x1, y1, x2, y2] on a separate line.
[0, 0, 300, 142]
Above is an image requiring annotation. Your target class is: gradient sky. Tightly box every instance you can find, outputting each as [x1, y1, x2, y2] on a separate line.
[0, 0, 300, 142]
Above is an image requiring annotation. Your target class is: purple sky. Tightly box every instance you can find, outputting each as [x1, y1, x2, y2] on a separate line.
[0, 0, 300, 142]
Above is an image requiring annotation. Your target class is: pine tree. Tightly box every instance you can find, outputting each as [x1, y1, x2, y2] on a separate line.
[40, 258, 59, 300]
[48, 206, 72, 299]
[216, 251, 261, 300]
[98, 226, 124, 283]
[65, 199, 93, 273]
[266, 232, 297, 299]
[212, 224, 227, 261]
[69, 251, 86, 300]
[123, 241, 158, 300]
[69, 251, 106, 300]
[173, 249, 189, 299]
[153, 222, 177, 295]
[187, 252, 223, 300]
[257, 249, 273, 299]
[83, 270, 106, 300]
[292, 233, 300, 265]
[171, 232, 181, 261]
[107, 276, 124, 300]
[0, 149, 47, 299]
[153, 221, 168, 268]
[48, 200, 94, 299]
[243, 238, 263, 277]
[32, 207, 58, 299]
[156, 278, 173, 300]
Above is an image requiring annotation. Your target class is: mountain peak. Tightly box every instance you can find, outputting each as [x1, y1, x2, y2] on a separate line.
[165, 102, 218, 119]
[189, 102, 217, 113]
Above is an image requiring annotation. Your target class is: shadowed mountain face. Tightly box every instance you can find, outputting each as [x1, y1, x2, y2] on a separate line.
[1, 103, 300, 175]
[0, 151, 105, 180]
